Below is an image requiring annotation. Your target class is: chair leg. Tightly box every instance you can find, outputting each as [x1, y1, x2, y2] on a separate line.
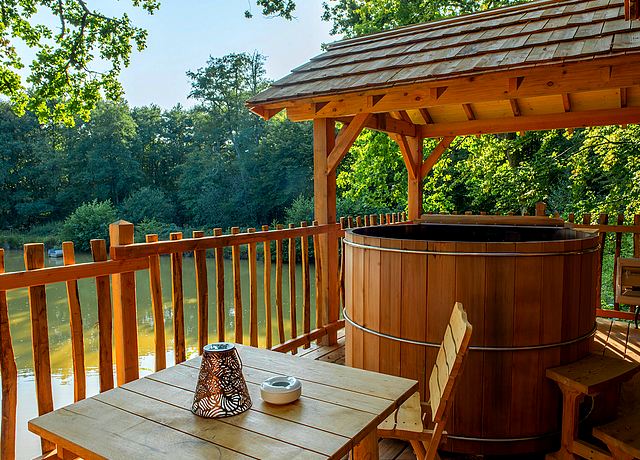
[410, 440, 426, 460]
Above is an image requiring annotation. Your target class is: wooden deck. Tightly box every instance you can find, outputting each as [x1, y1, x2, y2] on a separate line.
[301, 318, 640, 459]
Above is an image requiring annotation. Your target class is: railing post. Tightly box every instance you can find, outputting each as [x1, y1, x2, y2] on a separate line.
[535, 202, 547, 216]
[109, 220, 139, 385]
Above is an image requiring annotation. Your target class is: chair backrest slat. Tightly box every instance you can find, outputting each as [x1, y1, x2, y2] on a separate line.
[428, 302, 473, 423]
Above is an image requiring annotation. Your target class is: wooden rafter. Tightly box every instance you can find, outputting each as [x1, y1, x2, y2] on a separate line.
[420, 106, 640, 137]
[418, 108, 433, 124]
[626, 0, 639, 19]
[562, 93, 572, 112]
[421, 137, 455, 179]
[620, 87, 628, 108]
[250, 106, 283, 120]
[325, 113, 370, 174]
[462, 104, 476, 120]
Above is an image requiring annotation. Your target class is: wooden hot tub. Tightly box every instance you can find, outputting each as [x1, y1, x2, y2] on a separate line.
[344, 219, 599, 455]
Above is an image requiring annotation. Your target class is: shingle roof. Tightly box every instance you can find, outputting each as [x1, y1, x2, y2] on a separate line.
[248, 0, 640, 106]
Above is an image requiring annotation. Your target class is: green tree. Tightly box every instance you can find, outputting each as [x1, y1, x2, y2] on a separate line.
[120, 187, 177, 224]
[60, 199, 117, 251]
[0, 103, 60, 228]
[60, 100, 141, 210]
[0, 0, 159, 125]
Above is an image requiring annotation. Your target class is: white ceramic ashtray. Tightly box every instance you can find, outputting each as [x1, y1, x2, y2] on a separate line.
[260, 376, 302, 405]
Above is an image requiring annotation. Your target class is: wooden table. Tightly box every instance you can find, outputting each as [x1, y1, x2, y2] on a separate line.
[29, 344, 418, 459]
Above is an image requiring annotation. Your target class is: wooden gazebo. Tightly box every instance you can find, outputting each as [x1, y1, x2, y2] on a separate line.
[248, 0, 640, 339]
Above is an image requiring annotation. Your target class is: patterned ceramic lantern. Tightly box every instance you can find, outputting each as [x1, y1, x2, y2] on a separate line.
[192, 343, 252, 418]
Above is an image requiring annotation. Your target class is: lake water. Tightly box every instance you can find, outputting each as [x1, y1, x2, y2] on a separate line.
[1, 248, 315, 458]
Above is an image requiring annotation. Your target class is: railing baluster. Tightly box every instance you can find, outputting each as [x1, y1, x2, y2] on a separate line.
[62, 242, 86, 402]
[145, 234, 166, 371]
[301, 222, 311, 348]
[24, 243, 54, 453]
[193, 231, 208, 353]
[596, 213, 609, 310]
[214, 228, 225, 342]
[248, 228, 258, 347]
[90, 239, 114, 390]
[170, 232, 185, 363]
[634, 215, 640, 258]
[0, 249, 17, 460]
[313, 221, 323, 334]
[262, 225, 273, 349]
[613, 214, 624, 311]
[231, 227, 243, 344]
[276, 224, 285, 344]
[288, 224, 297, 352]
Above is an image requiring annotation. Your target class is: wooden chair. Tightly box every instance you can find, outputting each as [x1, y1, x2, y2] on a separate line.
[616, 257, 640, 327]
[378, 302, 473, 460]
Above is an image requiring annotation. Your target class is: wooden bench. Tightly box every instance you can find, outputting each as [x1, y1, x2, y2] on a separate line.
[378, 302, 473, 460]
[593, 413, 640, 460]
[546, 354, 640, 459]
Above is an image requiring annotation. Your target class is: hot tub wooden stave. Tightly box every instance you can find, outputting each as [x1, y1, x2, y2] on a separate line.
[344, 227, 599, 455]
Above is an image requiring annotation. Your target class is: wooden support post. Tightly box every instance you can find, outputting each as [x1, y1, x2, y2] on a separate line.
[406, 136, 424, 220]
[314, 118, 339, 345]
[109, 221, 139, 385]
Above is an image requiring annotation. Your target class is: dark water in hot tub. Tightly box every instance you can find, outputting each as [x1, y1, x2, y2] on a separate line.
[352, 223, 587, 243]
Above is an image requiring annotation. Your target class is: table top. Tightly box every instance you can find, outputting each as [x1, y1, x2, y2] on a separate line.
[29, 344, 418, 460]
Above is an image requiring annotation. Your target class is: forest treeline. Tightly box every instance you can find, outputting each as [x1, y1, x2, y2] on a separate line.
[2, 51, 640, 250]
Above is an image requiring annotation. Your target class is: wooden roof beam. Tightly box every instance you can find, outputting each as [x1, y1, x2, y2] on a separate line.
[621, 88, 628, 108]
[336, 113, 417, 137]
[325, 113, 370, 174]
[281, 58, 640, 121]
[421, 136, 455, 180]
[420, 106, 640, 137]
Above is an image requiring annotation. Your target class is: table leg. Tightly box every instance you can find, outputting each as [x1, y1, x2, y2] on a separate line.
[556, 385, 585, 460]
[350, 430, 379, 460]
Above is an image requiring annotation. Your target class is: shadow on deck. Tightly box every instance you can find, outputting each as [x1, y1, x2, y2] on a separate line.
[301, 318, 640, 459]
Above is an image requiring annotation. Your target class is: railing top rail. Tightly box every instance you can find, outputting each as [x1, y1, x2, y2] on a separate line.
[110, 223, 343, 260]
[0, 258, 148, 292]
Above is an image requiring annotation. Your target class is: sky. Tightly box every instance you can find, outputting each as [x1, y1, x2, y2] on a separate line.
[114, 1, 336, 108]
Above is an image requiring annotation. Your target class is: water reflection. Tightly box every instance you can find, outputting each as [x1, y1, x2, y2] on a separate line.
[1, 249, 315, 458]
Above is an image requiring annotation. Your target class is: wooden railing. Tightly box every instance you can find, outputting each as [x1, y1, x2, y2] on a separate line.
[0, 213, 409, 459]
[2, 206, 638, 459]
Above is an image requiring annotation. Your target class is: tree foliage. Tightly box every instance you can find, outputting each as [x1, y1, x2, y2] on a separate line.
[0, 0, 159, 125]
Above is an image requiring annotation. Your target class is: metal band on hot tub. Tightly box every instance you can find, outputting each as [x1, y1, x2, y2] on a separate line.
[342, 308, 597, 351]
[343, 239, 600, 256]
